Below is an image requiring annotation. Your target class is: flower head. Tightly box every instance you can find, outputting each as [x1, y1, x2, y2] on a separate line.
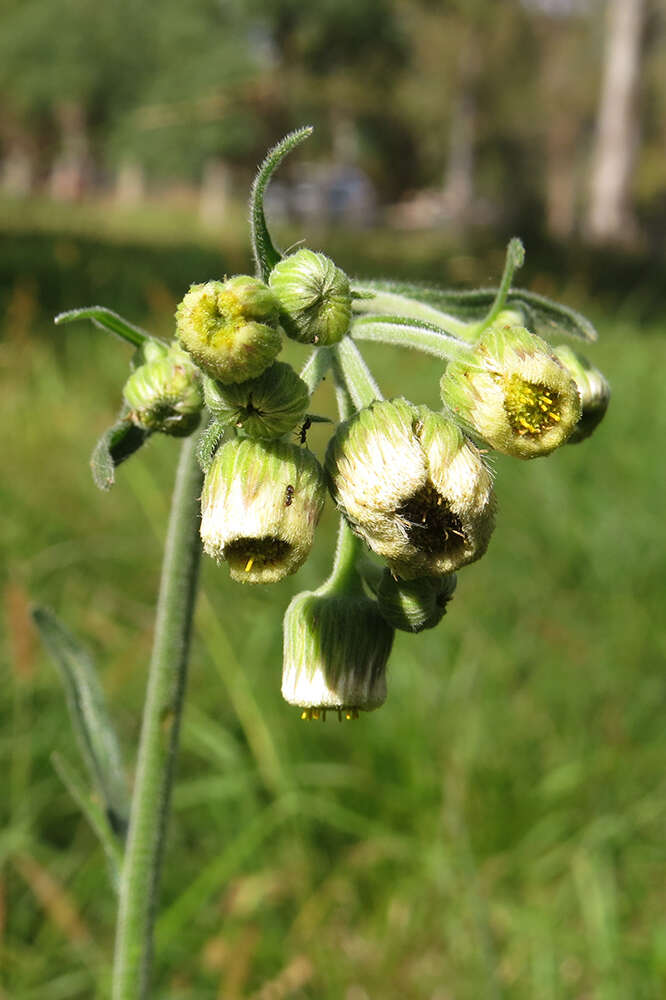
[200, 437, 326, 583]
[268, 249, 351, 345]
[122, 342, 203, 437]
[176, 276, 282, 384]
[326, 398, 495, 579]
[282, 589, 393, 719]
[375, 569, 457, 633]
[553, 344, 610, 443]
[440, 323, 581, 459]
[203, 361, 309, 439]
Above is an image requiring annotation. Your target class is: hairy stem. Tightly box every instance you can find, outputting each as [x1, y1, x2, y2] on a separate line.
[333, 336, 382, 410]
[112, 434, 203, 1000]
[351, 316, 474, 361]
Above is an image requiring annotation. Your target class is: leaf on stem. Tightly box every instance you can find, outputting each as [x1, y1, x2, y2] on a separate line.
[55, 306, 152, 349]
[91, 413, 151, 491]
[197, 418, 227, 473]
[51, 752, 123, 892]
[249, 126, 313, 282]
[31, 606, 129, 840]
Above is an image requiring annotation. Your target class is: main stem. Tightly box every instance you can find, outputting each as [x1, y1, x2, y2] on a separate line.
[112, 434, 203, 1000]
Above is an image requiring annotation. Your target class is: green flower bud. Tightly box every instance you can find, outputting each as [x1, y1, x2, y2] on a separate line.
[440, 323, 581, 459]
[282, 589, 393, 719]
[200, 437, 326, 584]
[203, 361, 309, 439]
[122, 343, 203, 437]
[375, 570, 457, 633]
[326, 398, 495, 580]
[268, 249, 352, 345]
[176, 276, 282, 384]
[553, 345, 610, 444]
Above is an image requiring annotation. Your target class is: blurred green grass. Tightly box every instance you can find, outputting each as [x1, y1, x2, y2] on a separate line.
[2, 228, 666, 999]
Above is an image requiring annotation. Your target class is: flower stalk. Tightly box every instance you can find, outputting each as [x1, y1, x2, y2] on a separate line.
[112, 433, 203, 1000]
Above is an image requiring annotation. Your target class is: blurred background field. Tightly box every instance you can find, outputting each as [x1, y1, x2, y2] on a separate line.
[2, 1, 666, 998]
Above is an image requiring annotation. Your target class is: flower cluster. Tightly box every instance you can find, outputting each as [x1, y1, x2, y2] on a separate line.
[61, 130, 609, 722]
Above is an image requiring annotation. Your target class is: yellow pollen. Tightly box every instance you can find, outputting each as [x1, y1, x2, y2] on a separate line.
[244, 556, 254, 573]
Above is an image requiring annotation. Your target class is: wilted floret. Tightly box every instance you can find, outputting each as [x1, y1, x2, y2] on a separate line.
[268, 249, 351, 345]
[200, 437, 326, 584]
[326, 398, 495, 580]
[282, 589, 393, 718]
[440, 323, 581, 459]
[176, 276, 282, 384]
[203, 361, 310, 439]
[122, 342, 203, 437]
[553, 344, 610, 444]
[375, 569, 457, 633]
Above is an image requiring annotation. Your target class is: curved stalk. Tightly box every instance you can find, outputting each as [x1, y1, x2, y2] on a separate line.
[352, 285, 474, 339]
[112, 434, 203, 1000]
[351, 316, 474, 362]
[333, 336, 382, 410]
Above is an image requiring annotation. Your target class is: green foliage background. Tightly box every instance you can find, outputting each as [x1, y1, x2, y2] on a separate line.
[2, 211, 665, 998]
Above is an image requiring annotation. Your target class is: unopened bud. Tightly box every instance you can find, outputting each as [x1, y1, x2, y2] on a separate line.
[203, 361, 309, 439]
[268, 249, 351, 345]
[326, 398, 495, 579]
[200, 437, 326, 583]
[122, 343, 203, 437]
[375, 570, 457, 633]
[176, 276, 282, 383]
[440, 323, 581, 459]
[553, 345, 610, 443]
[282, 590, 393, 718]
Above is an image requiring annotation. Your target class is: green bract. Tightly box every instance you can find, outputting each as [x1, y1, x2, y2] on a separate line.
[122, 343, 203, 437]
[269, 249, 352, 345]
[200, 437, 326, 584]
[176, 276, 282, 384]
[203, 362, 310, 439]
[553, 344, 611, 444]
[375, 570, 457, 633]
[282, 589, 393, 718]
[326, 398, 496, 580]
[440, 322, 582, 459]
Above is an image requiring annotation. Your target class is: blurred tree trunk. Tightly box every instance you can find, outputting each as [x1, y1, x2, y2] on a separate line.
[115, 159, 146, 207]
[442, 88, 475, 221]
[584, 0, 646, 245]
[49, 102, 92, 201]
[199, 158, 231, 228]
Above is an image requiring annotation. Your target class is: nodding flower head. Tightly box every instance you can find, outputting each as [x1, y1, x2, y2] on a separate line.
[200, 437, 326, 584]
[553, 344, 610, 444]
[326, 398, 495, 580]
[268, 249, 352, 346]
[440, 323, 581, 459]
[122, 342, 203, 437]
[203, 361, 310, 440]
[375, 569, 457, 633]
[176, 275, 282, 384]
[282, 589, 393, 720]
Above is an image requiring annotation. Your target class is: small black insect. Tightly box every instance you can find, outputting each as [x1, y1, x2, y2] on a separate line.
[297, 416, 312, 445]
[285, 484, 295, 507]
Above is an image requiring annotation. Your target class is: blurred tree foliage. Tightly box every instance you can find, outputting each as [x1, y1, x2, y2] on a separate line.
[0, 0, 664, 243]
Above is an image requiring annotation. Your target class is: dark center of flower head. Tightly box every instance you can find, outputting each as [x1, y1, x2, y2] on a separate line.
[396, 482, 466, 557]
[503, 375, 563, 438]
[224, 536, 291, 573]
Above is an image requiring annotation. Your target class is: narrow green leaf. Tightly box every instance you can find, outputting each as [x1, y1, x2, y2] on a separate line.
[353, 280, 598, 343]
[51, 752, 123, 891]
[31, 606, 129, 838]
[55, 306, 151, 348]
[196, 419, 227, 473]
[91, 413, 151, 491]
[249, 126, 313, 282]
